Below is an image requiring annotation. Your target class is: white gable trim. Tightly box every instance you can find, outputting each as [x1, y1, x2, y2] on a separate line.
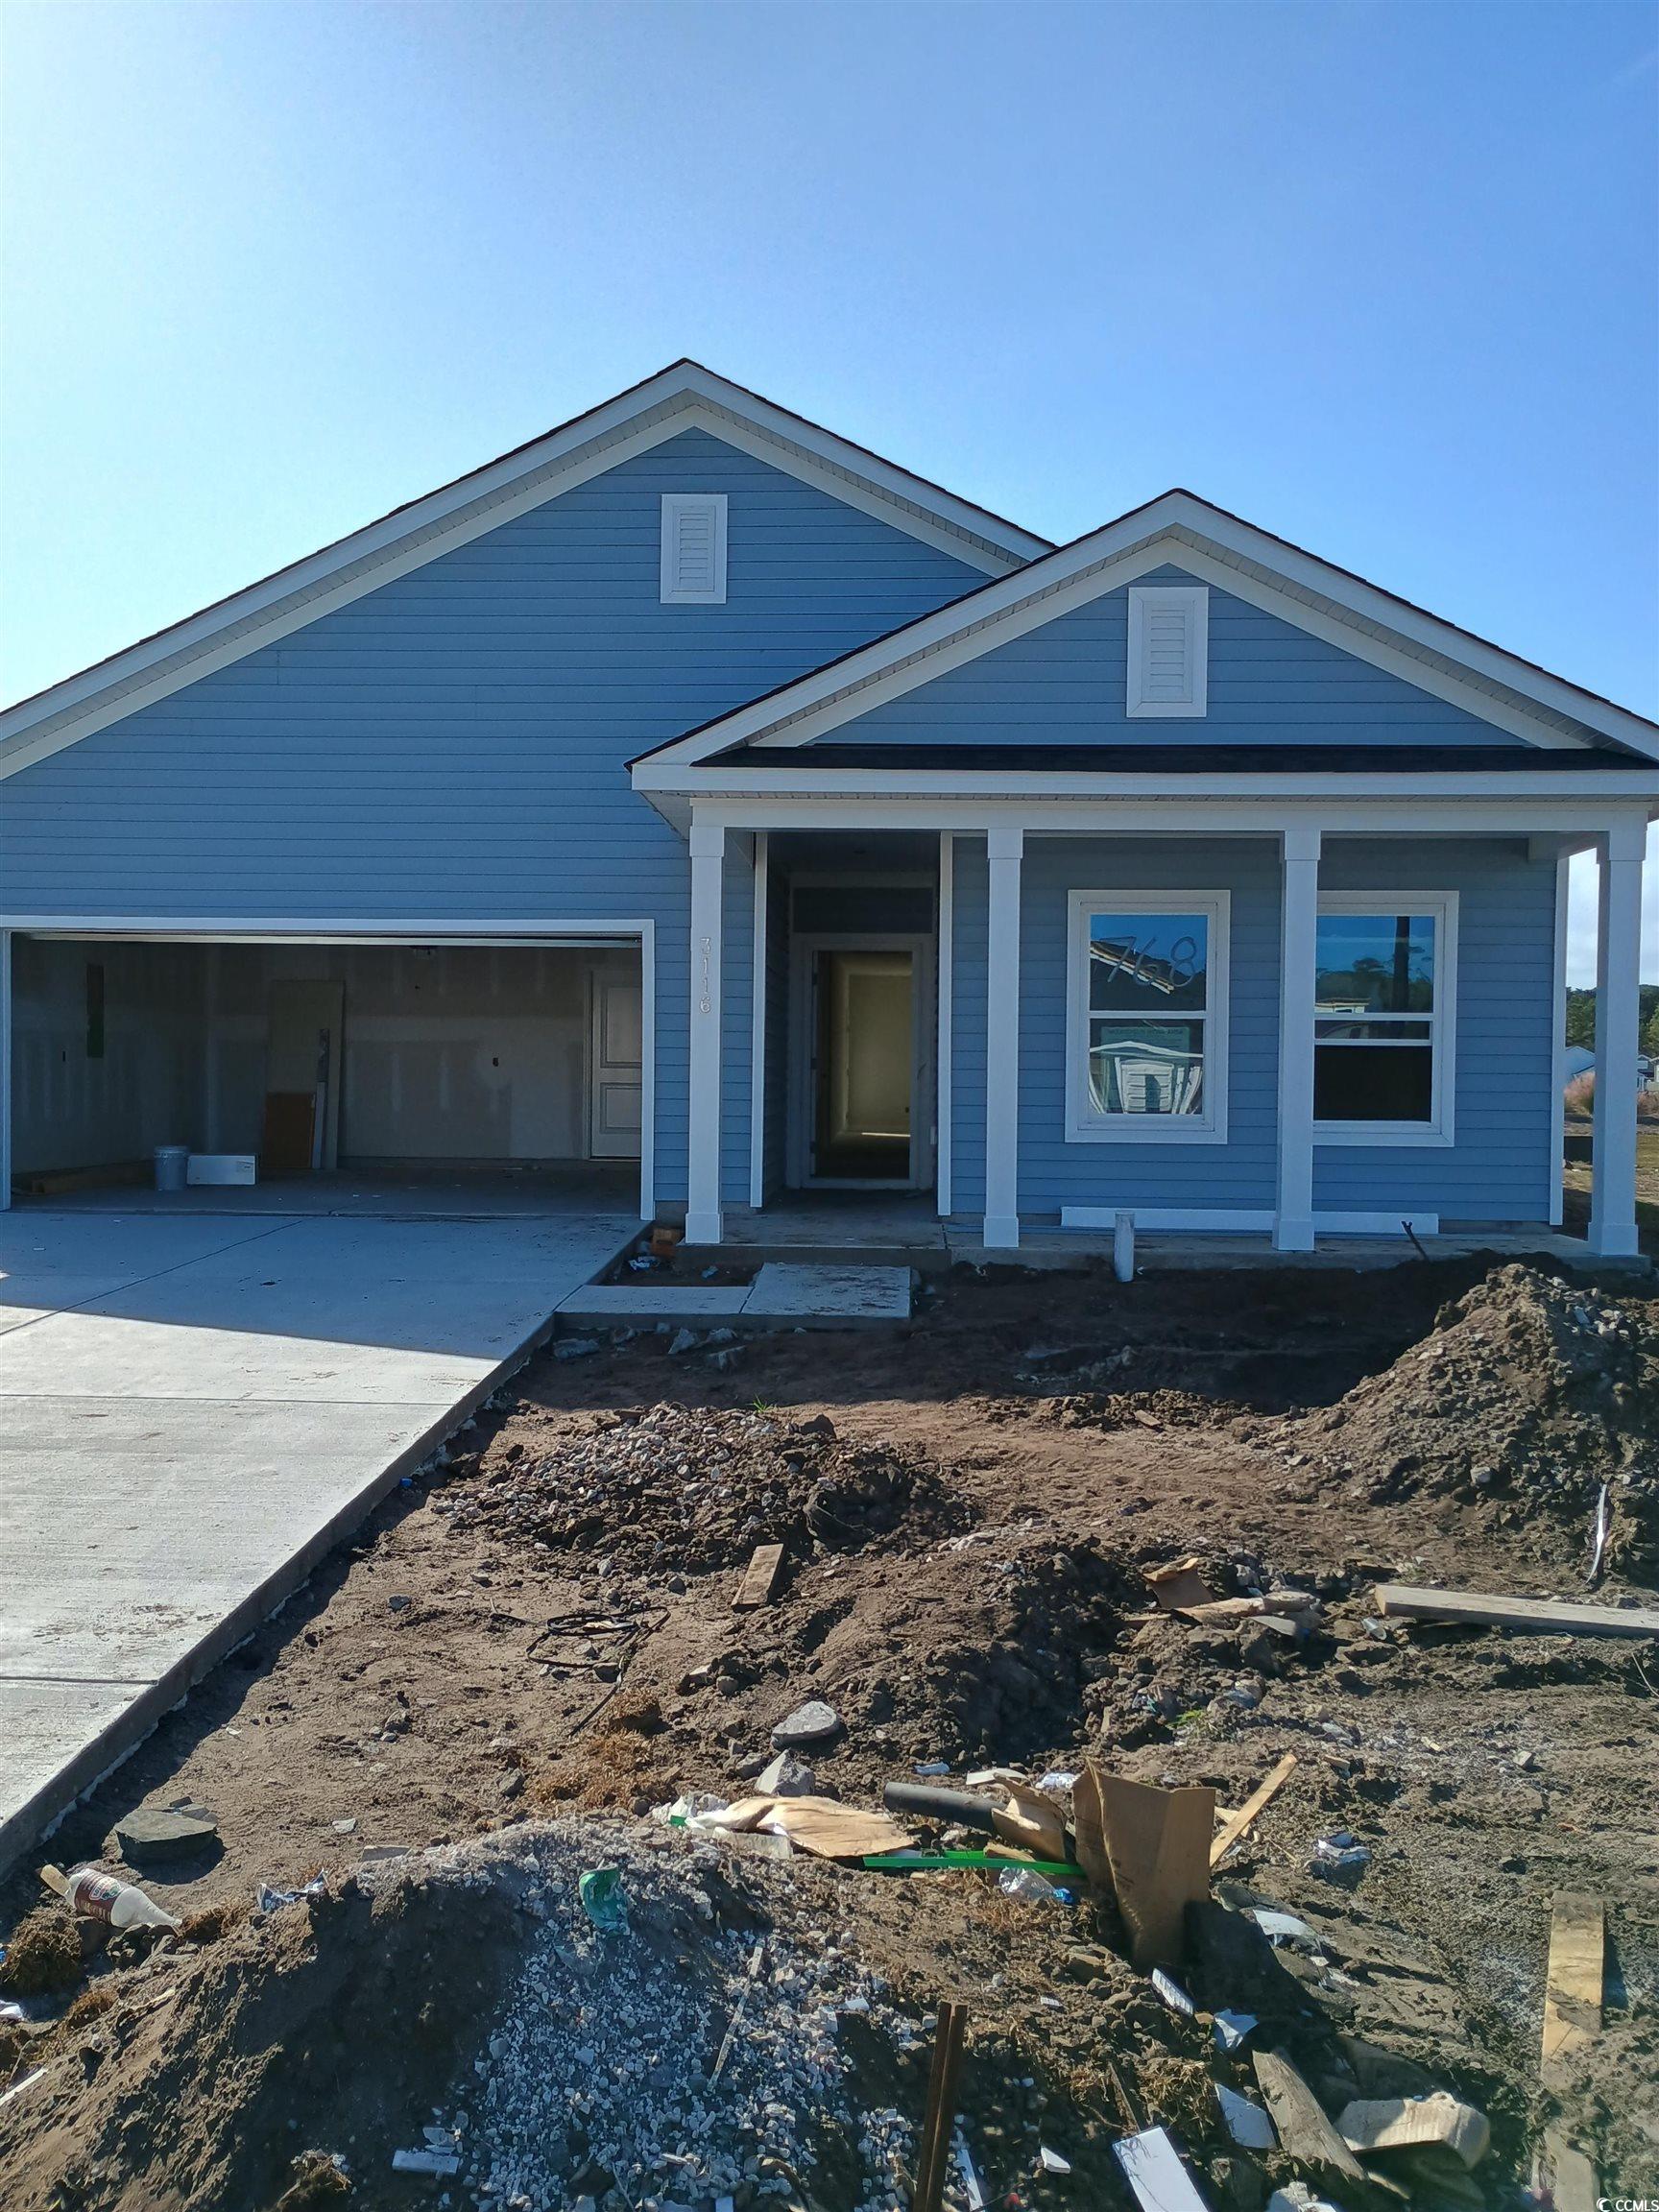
[637, 492, 1659, 769]
[0, 364, 1044, 783]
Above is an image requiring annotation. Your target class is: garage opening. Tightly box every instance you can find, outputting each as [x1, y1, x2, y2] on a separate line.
[6, 934, 646, 1205]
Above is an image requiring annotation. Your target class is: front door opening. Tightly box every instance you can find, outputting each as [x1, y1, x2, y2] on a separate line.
[812, 948, 914, 1181]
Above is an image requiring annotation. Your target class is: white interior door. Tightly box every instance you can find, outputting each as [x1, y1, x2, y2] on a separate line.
[589, 970, 643, 1158]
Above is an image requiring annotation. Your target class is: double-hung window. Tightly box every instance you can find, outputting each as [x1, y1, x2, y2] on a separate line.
[1313, 893, 1456, 1143]
[1066, 891, 1230, 1142]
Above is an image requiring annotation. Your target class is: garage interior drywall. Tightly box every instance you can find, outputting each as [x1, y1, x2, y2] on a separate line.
[8, 938, 641, 1176]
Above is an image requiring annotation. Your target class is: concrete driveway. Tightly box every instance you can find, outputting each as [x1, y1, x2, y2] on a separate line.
[0, 1203, 636, 1871]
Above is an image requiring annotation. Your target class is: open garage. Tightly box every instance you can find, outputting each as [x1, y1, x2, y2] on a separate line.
[3, 931, 649, 1209]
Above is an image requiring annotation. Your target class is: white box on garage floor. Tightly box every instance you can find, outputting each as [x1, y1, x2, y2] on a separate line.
[186, 1154, 257, 1186]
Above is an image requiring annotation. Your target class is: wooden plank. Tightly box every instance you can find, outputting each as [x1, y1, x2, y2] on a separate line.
[1090, 1769, 1214, 1970]
[1541, 1892, 1603, 2084]
[1541, 2128, 1599, 2212]
[732, 1542, 785, 1610]
[1210, 1753, 1298, 1869]
[1252, 2049, 1367, 2187]
[1376, 1583, 1659, 1639]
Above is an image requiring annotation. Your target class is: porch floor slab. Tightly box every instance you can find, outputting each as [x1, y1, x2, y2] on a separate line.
[743, 1262, 913, 1324]
[946, 1225, 1647, 1273]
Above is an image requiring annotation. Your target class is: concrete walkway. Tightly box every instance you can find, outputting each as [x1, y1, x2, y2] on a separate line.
[0, 1206, 636, 1872]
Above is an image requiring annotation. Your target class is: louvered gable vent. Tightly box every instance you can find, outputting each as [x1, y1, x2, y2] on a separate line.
[1126, 584, 1208, 717]
[661, 493, 728, 604]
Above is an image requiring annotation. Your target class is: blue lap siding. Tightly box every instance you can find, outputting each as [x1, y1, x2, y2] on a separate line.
[0, 429, 986, 1202]
[944, 833, 1558, 1226]
[832, 565, 1526, 747]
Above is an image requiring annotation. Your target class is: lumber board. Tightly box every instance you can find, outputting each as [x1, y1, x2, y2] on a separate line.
[733, 1542, 785, 1610]
[1541, 2128, 1599, 2212]
[1375, 1583, 1659, 1638]
[1541, 1892, 1604, 2085]
[1252, 2049, 1367, 2185]
[1210, 1752, 1298, 1869]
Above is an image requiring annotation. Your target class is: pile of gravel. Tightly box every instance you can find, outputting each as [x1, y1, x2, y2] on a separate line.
[1297, 1265, 1659, 1571]
[414, 1825, 921, 2212]
[441, 1405, 967, 1576]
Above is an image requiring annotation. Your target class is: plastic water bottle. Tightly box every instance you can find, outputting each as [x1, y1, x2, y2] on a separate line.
[65, 1867, 180, 1933]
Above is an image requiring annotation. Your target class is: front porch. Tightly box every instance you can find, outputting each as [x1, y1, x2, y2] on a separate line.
[680, 804, 1652, 1267]
[701, 1187, 1623, 1275]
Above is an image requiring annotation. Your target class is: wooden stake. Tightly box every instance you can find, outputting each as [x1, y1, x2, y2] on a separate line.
[1210, 1752, 1298, 1869]
[912, 2002, 968, 2212]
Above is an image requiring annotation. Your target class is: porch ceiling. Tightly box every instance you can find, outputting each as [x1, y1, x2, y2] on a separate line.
[765, 828, 942, 871]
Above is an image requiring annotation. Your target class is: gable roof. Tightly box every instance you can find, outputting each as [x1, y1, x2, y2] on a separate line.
[0, 361, 1051, 782]
[633, 489, 1659, 773]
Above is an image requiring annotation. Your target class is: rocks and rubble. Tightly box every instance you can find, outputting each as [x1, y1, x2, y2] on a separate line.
[444, 1828, 924, 2212]
[438, 1405, 968, 1577]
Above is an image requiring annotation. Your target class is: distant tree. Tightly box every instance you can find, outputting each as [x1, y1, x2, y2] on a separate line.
[1566, 985, 1659, 1059]
[1565, 989, 1597, 1048]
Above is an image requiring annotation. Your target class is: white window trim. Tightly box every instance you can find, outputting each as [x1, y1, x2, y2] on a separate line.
[1065, 888, 1231, 1143]
[1126, 584, 1209, 718]
[1312, 889, 1457, 1147]
[660, 493, 728, 604]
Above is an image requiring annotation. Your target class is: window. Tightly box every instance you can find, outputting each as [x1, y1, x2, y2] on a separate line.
[660, 493, 728, 603]
[1067, 891, 1230, 1142]
[1313, 894, 1456, 1143]
[1126, 585, 1208, 717]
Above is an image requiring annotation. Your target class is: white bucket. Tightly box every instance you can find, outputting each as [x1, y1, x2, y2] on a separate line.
[152, 1145, 189, 1193]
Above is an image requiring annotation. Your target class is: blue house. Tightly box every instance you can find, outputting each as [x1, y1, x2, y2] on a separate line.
[1, 361, 1653, 1256]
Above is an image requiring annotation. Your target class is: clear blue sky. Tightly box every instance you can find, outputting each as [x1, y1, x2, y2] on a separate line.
[3, 0, 1655, 974]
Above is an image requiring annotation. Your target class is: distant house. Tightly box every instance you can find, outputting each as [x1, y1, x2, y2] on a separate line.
[1, 362, 1654, 1254]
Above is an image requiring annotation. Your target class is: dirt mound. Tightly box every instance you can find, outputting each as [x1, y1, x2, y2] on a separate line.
[441, 1404, 969, 1575]
[0, 1825, 1176, 2212]
[876, 1537, 1144, 1759]
[1293, 1265, 1659, 1573]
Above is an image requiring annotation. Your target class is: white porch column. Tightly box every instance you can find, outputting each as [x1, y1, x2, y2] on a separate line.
[936, 831, 954, 1219]
[0, 928, 12, 1213]
[983, 823, 1023, 1248]
[1274, 827, 1322, 1251]
[685, 817, 726, 1245]
[747, 830, 769, 1211]
[1589, 819, 1647, 1258]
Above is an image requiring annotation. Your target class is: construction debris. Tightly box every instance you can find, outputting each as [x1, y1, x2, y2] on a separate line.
[1252, 2048, 1367, 2188]
[732, 1542, 785, 1610]
[2, 1255, 1647, 2205]
[1113, 2125, 1213, 2210]
[1209, 1752, 1298, 1868]
[1074, 1767, 1214, 1969]
[1337, 2089, 1490, 2167]
[1542, 1891, 1604, 2082]
[1375, 1582, 1659, 1638]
